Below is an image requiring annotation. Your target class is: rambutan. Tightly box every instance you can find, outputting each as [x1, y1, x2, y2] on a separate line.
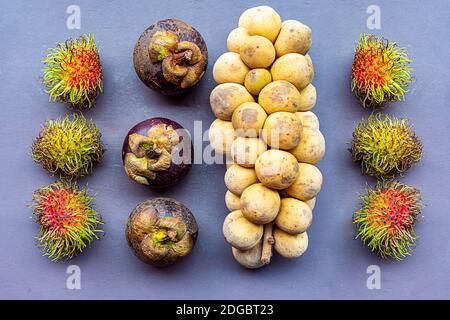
[31, 114, 104, 178]
[32, 182, 103, 260]
[350, 113, 422, 178]
[353, 181, 423, 260]
[43, 34, 103, 109]
[351, 34, 412, 108]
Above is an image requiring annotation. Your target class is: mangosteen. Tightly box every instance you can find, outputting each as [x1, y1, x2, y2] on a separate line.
[122, 117, 193, 188]
[125, 197, 198, 267]
[133, 19, 208, 95]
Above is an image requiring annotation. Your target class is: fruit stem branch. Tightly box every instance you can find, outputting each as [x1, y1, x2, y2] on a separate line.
[261, 222, 274, 265]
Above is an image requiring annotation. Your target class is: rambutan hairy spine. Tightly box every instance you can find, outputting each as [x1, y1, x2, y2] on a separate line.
[32, 181, 103, 261]
[350, 113, 423, 178]
[42, 34, 103, 109]
[351, 34, 412, 108]
[31, 114, 104, 178]
[353, 181, 423, 260]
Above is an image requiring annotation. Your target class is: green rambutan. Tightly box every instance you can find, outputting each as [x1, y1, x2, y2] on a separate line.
[351, 34, 412, 108]
[353, 181, 423, 260]
[31, 114, 104, 178]
[350, 113, 422, 178]
[43, 34, 103, 109]
[32, 182, 103, 260]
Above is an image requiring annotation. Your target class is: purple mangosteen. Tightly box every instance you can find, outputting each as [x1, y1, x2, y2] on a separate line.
[133, 19, 208, 95]
[126, 197, 198, 267]
[122, 117, 193, 188]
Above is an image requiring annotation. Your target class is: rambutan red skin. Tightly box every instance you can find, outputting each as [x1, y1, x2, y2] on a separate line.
[43, 34, 103, 109]
[32, 182, 103, 261]
[353, 182, 422, 260]
[351, 34, 412, 108]
[368, 188, 416, 233]
[40, 188, 85, 233]
[352, 46, 389, 90]
[65, 47, 102, 92]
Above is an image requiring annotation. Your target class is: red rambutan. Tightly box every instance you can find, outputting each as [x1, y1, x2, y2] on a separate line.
[32, 182, 103, 260]
[353, 181, 423, 260]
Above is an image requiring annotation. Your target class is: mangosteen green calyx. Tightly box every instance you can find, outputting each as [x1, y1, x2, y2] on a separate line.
[353, 181, 423, 260]
[350, 114, 422, 178]
[351, 34, 412, 108]
[122, 117, 192, 188]
[32, 114, 104, 178]
[32, 181, 103, 260]
[133, 19, 208, 95]
[126, 198, 198, 267]
[43, 34, 103, 109]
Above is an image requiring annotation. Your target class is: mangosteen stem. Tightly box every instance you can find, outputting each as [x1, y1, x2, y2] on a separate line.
[180, 59, 207, 89]
[167, 229, 178, 241]
[161, 40, 205, 88]
[176, 41, 202, 64]
[151, 218, 187, 245]
[141, 234, 170, 259]
[153, 229, 170, 243]
[128, 133, 155, 158]
[125, 128, 176, 184]
[162, 52, 189, 84]
[124, 153, 155, 185]
[148, 31, 180, 63]
[147, 148, 172, 171]
[157, 217, 187, 241]
[261, 222, 274, 265]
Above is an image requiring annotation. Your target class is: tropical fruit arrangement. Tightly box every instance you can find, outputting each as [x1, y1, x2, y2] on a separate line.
[208, 6, 324, 268]
[32, 35, 105, 260]
[33, 19, 205, 264]
[349, 34, 423, 260]
[28, 4, 424, 269]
